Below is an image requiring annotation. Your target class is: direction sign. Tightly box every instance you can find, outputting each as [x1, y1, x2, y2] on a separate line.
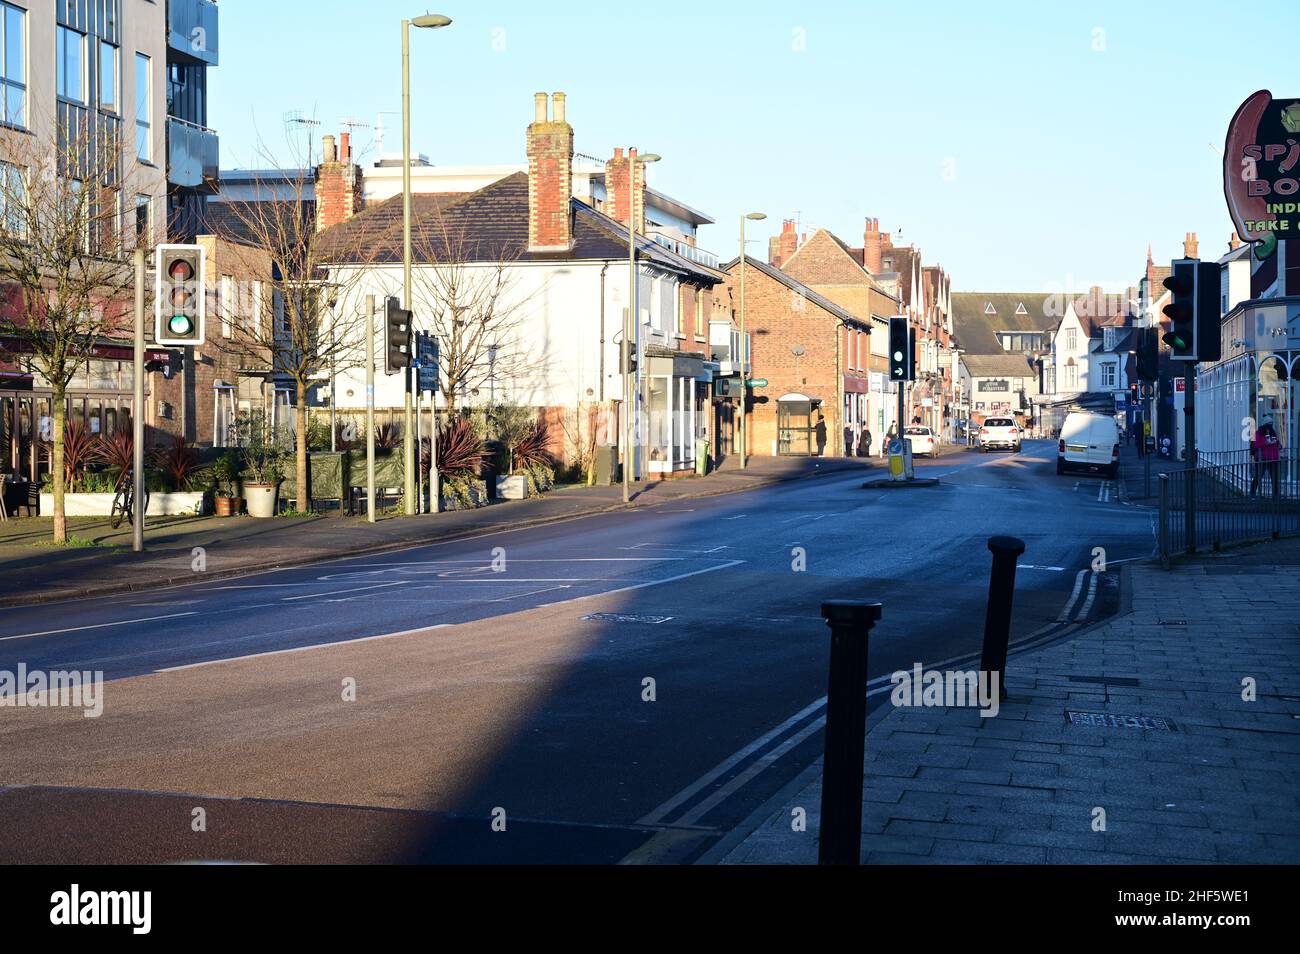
[746, 378, 768, 388]
[415, 332, 439, 393]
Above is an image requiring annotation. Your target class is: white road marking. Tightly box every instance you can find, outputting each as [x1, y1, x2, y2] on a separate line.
[1075, 571, 1100, 621]
[154, 625, 452, 672]
[1056, 569, 1089, 622]
[533, 560, 745, 609]
[280, 581, 407, 602]
[489, 585, 572, 602]
[0, 612, 199, 643]
[1019, 565, 1066, 572]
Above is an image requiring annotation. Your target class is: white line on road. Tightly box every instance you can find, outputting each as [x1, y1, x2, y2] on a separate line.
[1019, 565, 1067, 571]
[1075, 571, 1099, 621]
[489, 585, 572, 603]
[154, 625, 452, 672]
[1056, 569, 1089, 622]
[280, 581, 407, 602]
[534, 560, 745, 610]
[0, 612, 199, 643]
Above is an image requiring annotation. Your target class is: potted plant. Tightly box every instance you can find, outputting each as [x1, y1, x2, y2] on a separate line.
[237, 412, 286, 518]
[489, 404, 536, 500]
[212, 450, 242, 517]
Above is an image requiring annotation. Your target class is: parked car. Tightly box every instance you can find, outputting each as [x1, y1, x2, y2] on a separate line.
[978, 417, 1022, 452]
[1056, 411, 1120, 477]
[903, 425, 936, 457]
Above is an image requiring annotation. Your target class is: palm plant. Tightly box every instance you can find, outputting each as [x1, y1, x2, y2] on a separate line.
[436, 417, 486, 477]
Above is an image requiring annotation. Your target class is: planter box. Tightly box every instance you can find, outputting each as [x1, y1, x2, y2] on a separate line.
[37, 491, 207, 517]
[496, 475, 528, 500]
[244, 484, 279, 518]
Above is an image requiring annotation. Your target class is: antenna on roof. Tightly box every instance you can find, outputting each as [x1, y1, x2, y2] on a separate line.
[375, 111, 400, 157]
[284, 111, 321, 164]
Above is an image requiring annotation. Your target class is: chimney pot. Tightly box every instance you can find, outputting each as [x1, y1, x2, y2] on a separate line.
[552, 92, 566, 123]
[534, 92, 548, 123]
[339, 132, 351, 161]
[321, 134, 337, 164]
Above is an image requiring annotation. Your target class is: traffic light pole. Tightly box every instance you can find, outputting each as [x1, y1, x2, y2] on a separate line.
[366, 294, 376, 524]
[132, 248, 146, 553]
[1184, 362, 1197, 552]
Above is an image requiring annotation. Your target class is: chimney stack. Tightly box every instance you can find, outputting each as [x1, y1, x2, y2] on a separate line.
[1183, 231, 1199, 259]
[527, 91, 575, 252]
[316, 130, 362, 233]
[863, 216, 891, 274]
[769, 218, 799, 268]
[606, 145, 647, 234]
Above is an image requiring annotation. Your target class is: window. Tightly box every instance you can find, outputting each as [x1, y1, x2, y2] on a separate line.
[0, 3, 24, 127]
[213, 386, 235, 447]
[0, 159, 24, 236]
[133, 194, 150, 244]
[1101, 363, 1116, 388]
[56, 26, 85, 103]
[1065, 328, 1077, 351]
[694, 293, 704, 340]
[220, 275, 234, 337]
[1065, 363, 1078, 388]
[676, 286, 686, 336]
[99, 40, 118, 112]
[135, 53, 151, 161]
[1103, 327, 1116, 351]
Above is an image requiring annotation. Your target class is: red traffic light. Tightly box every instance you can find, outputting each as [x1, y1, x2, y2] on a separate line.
[1163, 273, 1192, 296]
[168, 258, 195, 282]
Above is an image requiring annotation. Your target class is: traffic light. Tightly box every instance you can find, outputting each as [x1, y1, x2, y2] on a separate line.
[1135, 327, 1158, 381]
[384, 296, 413, 375]
[888, 316, 913, 382]
[1162, 260, 1221, 362]
[154, 244, 205, 346]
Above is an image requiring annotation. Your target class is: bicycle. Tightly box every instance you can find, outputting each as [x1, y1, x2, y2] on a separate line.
[110, 468, 150, 529]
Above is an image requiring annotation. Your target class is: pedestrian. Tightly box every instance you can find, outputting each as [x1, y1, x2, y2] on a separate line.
[814, 414, 827, 457]
[843, 425, 854, 458]
[859, 427, 873, 458]
[1250, 416, 1282, 496]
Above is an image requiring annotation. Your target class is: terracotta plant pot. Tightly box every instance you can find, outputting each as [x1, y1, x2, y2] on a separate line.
[214, 496, 242, 517]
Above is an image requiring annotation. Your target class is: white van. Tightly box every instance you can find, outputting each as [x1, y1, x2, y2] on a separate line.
[1057, 411, 1120, 477]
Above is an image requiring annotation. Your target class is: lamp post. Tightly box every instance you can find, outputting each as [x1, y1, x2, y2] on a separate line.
[623, 151, 660, 503]
[737, 212, 766, 468]
[401, 12, 452, 515]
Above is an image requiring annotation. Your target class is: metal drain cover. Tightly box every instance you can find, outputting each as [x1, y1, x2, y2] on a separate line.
[1066, 710, 1178, 732]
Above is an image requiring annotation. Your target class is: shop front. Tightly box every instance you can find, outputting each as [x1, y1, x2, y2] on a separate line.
[643, 348, 711, 476]
[1, 343, 170, 486]
[1196, 296, 1300, 480]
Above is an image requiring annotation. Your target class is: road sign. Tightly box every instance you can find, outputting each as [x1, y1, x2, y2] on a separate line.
[746, 378, 768, 388]
[415, 332, 439, 393]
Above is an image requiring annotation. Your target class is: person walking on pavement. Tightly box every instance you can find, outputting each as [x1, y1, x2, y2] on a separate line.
[843, 425, 854, 458]
[814, 414, 828, 457]
[859, 427, 873, 459]
[1250, 416, 1282, 496]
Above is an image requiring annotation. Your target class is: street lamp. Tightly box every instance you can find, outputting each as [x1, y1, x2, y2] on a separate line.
[623, 151, 660, 503]
[737, 211, 766, 468]
[402, 12, 452, 515]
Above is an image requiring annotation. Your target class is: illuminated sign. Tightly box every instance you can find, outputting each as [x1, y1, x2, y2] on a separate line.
[1224, 89, 1300, 260]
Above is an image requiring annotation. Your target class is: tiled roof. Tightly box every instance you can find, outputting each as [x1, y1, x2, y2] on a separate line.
[316, 172, 723, 283]
[721, 255, 867, 327]
[951, 292, 1058, 353]
[961, 353, 1039, 378]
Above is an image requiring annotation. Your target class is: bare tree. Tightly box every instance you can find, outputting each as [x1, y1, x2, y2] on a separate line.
[0, 117, 155, 543]
[408, 207, 540, 412]
[209, 159, 377, 512]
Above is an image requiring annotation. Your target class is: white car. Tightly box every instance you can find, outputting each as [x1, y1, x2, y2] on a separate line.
[903, 425, 936, 457]
[979, 417, 1021, 452]
[1057, 411, 1120, 478]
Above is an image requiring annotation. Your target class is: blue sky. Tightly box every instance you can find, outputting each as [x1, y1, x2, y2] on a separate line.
[212, 0, 1300, 292]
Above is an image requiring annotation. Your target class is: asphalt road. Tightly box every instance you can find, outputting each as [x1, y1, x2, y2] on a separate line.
[0, 441, 1155, 863]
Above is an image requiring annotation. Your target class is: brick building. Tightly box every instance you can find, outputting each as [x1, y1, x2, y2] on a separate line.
[714, 255, 872, 458]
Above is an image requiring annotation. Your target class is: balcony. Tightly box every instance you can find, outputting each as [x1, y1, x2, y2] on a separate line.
[169, 0, 220, 66]
[649, 232, 719, 270]
[167, 117, 219, 193]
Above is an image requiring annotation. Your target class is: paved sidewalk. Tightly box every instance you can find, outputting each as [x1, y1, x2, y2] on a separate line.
[0, 455, 871, 607]
[1116, 440, 1184, 504]
[713, 538, 1300, 865]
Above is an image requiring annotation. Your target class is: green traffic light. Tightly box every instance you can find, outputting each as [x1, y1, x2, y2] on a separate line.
[168, 314, 193, 336]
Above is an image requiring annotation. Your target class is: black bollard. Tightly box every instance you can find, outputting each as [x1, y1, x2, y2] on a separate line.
[818, 599, 883, 865]
[979, 535, 1025, 701]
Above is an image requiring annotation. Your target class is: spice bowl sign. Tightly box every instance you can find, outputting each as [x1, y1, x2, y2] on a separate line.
[1224, 89, 1300, 260]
